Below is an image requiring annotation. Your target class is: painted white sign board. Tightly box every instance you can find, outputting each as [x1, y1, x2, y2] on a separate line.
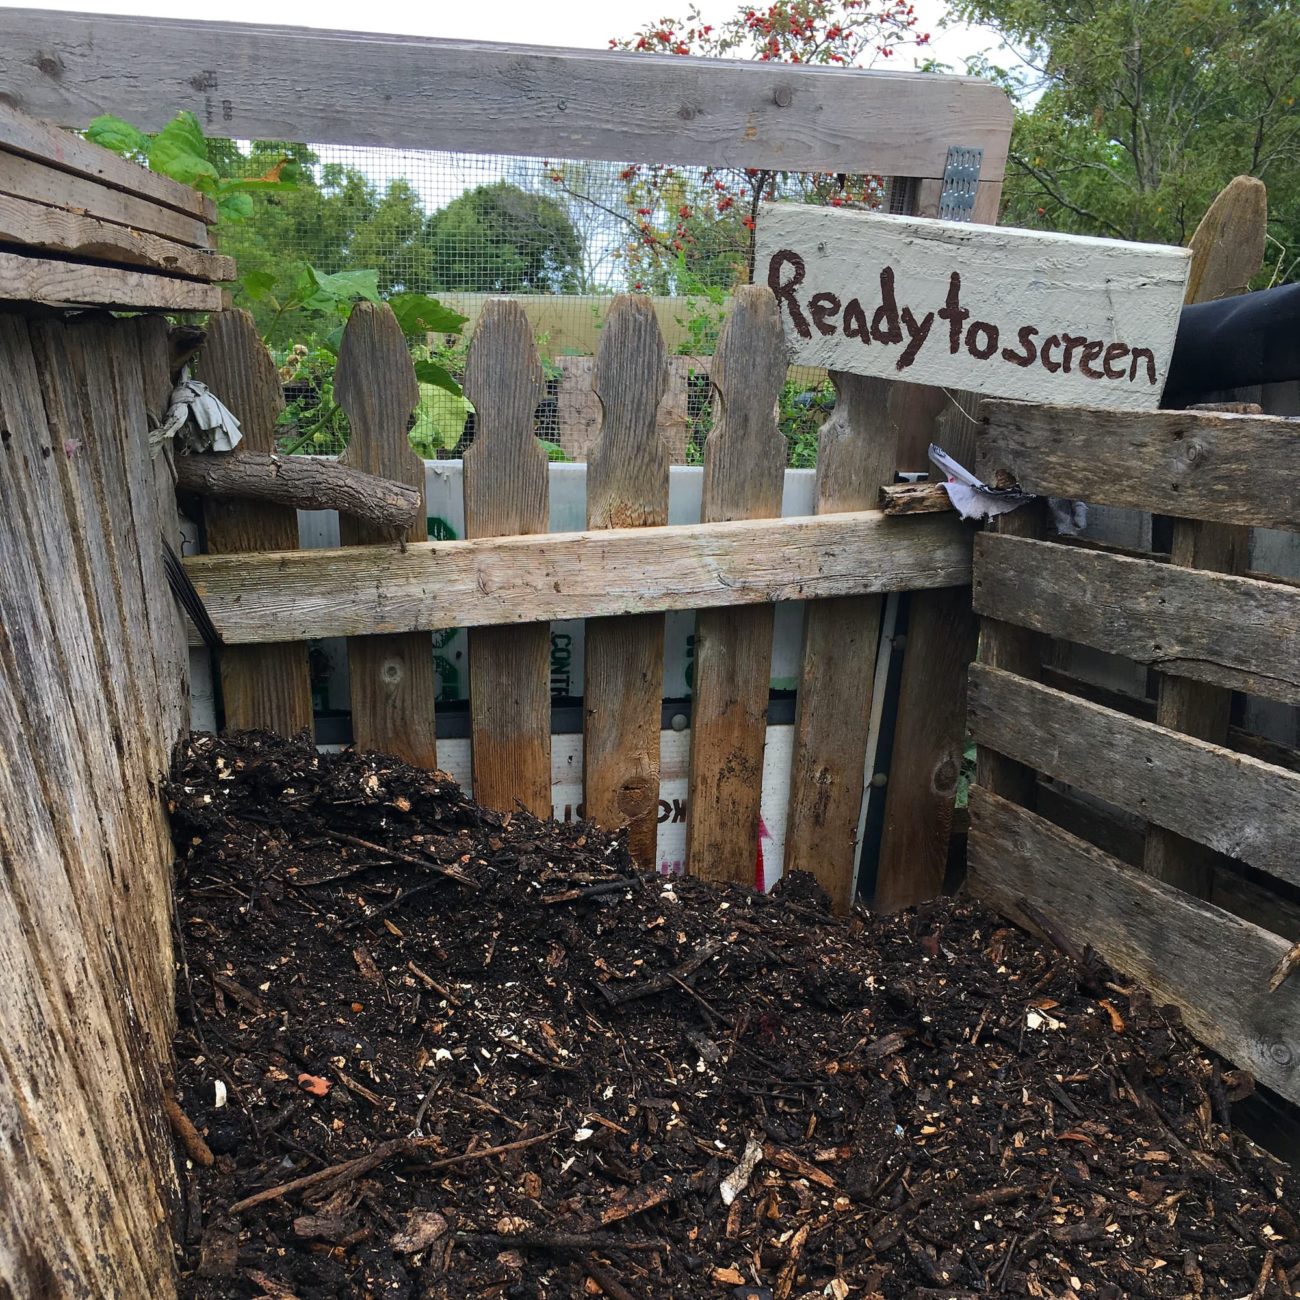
[754, 206, 1191, 410]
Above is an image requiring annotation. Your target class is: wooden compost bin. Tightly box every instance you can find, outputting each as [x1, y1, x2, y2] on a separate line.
[0, 102, 228, 1292]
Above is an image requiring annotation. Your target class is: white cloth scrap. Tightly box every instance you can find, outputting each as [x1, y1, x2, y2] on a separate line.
[151, 375, 243, 457]
[928, 442, 1033, 523]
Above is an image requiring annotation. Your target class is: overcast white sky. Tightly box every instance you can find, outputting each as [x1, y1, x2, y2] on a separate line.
[0, 0, 994, 73]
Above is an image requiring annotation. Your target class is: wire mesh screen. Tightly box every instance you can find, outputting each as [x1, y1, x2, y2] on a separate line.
[216, 142, 915, 463]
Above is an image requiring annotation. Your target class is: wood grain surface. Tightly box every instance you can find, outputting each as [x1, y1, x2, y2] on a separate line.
[784, 372, 896, 911]
[687, 285, 788, 884]
[335, 302, 438, 768]
[196, 309, 313, 736]
[583, 296, 670, 866]
[463, 299, 551, 814]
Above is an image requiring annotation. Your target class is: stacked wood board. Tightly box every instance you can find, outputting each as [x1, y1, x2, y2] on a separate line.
[0, 101, 231, 311]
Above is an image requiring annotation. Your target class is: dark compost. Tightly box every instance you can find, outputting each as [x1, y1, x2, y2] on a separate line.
[168, 732, 1297, 1299]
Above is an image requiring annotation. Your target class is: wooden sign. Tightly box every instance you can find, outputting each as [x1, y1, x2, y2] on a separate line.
[755, 206, 1191, 410]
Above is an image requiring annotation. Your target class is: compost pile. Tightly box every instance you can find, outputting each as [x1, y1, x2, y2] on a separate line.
[169, 732, 1297, 1300]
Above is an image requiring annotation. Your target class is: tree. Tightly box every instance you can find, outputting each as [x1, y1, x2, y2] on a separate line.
[952, 0, 1300, 274]
[425, 182, 584, 293]
[596, 1, 931, 292]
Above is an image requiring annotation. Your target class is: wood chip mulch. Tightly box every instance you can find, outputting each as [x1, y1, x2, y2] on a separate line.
[168, 731, 1297, 1299]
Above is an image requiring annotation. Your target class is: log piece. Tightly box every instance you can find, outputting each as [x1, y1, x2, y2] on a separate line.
[174, 451, 421, 531]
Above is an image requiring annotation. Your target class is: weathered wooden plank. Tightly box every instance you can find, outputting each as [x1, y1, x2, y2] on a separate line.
[0, 96, 216, 221]
[0, 10, 1012, 182]
[973, 533, 1300, 706]
[687, 285, 788, 884]
[1184, 175, 1267, 306]
[0, 148, 211, 246]
[0, 250, 222, 311]
[968, 664, 1300, 887]
[184, 509, 973, 645]
[0, 192, 233, 280]
[977, 402, 1300, 531]
[0, 318, 176, 1292]
[880, 480, 951, 515]
[785, 373, 895, 911]
[335, 302, 438, 768]
[755, 205, 1189, 410]
[463, 299, 551, 815]
[196, 310, 314, 736]
[583, 296, 670, 868]
[874, 387, 985, 912]
[968, 786, 1300, 1106]
[1142, 179, 1268, 895]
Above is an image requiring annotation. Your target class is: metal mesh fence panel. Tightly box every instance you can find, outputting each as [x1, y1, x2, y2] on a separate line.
[216, 144, 913, 463]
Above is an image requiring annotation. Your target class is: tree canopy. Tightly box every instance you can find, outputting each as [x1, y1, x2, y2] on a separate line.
[954, 0, 1300, 277]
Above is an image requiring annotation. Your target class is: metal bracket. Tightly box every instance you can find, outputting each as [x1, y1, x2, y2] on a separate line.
[939, 145, 984, 223]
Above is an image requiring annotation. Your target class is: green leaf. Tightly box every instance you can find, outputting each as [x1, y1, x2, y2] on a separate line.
[389, 292, 468, 338]
[410, 385, 473, 455]
[537, 438, 570, 462]
[413, 359, 463, 397]
[215, 191, 255, 223]
[302, 267, 382, 313]
[240, 270, 280, 301]
[148, 111, 219, 189]
[84, 114, 150, 158]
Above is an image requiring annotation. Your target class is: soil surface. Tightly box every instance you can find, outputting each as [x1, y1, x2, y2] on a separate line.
[169, 731, 1297, 1299]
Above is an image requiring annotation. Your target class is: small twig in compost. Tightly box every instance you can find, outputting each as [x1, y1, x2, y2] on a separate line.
[324, 830, 479, 890]
[165, 1094, 215, 1167]
[229, 1128, 562, 1214]
[584, 1257, 639, 1300]
[541, 878, 638, 905]
[601, 937, 726, 1007]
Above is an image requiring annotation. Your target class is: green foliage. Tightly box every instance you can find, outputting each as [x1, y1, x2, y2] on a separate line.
[425, 182, 584, 293]
[951, 0, 1300, 278]
[86, 111, 299, 224]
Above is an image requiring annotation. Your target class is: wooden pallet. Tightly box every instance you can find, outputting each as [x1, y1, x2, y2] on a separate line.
[967, 399, 1300, 1106]
[0, 101, 229, 311]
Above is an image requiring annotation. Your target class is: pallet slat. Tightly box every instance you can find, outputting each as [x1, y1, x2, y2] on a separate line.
[0, 192, 232, 281]
[0, 98, 216, 221]
[196, 310, 314, 736]
[183, 509, 973, 645]
[0, 250, 222, 311]
[968, 786, 1300, 1107]
[968, 664, 1300, 887]
[973, 533, 1300, 707]
[335, 302, 438, 768]
[463, 299, 552, 816]
[583, 296, 670, 869]
[785, 373, 895, 911]
[0, 148, 210, 246]
[977, 402, 1300, 532]
[687, 284, 788, 884]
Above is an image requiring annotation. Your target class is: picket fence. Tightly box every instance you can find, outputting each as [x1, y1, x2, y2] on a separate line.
[183, 289, 977, 912]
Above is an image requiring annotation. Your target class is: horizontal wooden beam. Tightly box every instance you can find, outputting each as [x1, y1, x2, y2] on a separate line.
[977, 400, 1300, 531]
[0, 99, 216, 222]
[0, 193, 233, 282]
[183, 509, 973, 645]
[974, 533, 1300, 706]
[968, 786, 1300, 1106]
[0, 251, 223, 312]
[968, 664, 1300, 886]
[0, 150, 210, 248]
[0, 10, 1012, 181]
